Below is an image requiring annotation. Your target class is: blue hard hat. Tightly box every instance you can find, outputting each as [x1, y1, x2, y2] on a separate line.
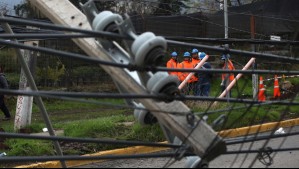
[199, 52, 206, 60]
[192, 48, 199, 54]
[221, 54, 230, 60]
[183, 52, 191, 57]
[171, 52, 178, 57]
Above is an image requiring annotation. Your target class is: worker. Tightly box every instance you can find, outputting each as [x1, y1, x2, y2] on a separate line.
[178, 52, 196, 95]
[166, 51, 179, 77]
[191, 48, 200, 96]
[196, 52, 213, 96]
[0, 65, 11, 121]
[221, 54, 235, 97]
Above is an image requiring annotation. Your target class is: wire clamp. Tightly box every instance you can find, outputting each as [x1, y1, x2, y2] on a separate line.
[186, 113, 196, 129]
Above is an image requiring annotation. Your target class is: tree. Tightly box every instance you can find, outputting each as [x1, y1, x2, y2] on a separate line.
[152, 0, 181, 16]
[0, 3, 10, 15]
[14, 3, 33, 17]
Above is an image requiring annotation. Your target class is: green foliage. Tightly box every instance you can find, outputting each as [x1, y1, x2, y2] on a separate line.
[288, 77, 299, 86]
[5, 139, 54, 156]
[5, 73, 20, 89]
[72, 66, 102, 78]
[0, 49, 18, 72]
[36, 62, 65, 85]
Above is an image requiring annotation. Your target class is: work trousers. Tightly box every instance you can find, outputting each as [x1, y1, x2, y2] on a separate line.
[198, 83, 211, 97]
[0, 96, 11, 118]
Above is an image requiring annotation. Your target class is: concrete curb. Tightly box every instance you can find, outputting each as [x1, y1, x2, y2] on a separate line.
[15, 118, 299, 168]
[218, 117, 299, 138]
[15, 142, 169, 168]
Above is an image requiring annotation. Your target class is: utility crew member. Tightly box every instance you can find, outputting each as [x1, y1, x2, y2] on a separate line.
[0, 65, 11, 121]
[178, 52, 196, 95]
[191, 49, 200, 95]
[196, 52, 213, 96]
[166, 51, 179, 77]
[221, 54, 235, 96]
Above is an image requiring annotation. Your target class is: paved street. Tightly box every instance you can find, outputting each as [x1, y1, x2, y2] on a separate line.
[75, 126, 299, 168]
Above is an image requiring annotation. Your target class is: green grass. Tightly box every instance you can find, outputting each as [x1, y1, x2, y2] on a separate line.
[63, 115, 133, 138]
[0, 98, 165, 163]
[1, 76, 299, 167]
[5, 139, 54, 156]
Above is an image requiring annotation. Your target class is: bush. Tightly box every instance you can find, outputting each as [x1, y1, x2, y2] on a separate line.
[5, 73, 20, 89]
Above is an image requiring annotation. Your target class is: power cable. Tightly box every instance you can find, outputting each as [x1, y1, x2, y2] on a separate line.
[0, 132, 180, 148]
[2, 88, 299, 106]
[1, 7, 298, 166]
[2, 37, 299, 74]
[0, 152, 195, 163]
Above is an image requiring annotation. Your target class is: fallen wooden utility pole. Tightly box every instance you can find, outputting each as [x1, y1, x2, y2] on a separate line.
[29, 0, 226, 161]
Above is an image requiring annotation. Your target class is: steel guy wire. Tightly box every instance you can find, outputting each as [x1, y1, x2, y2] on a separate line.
[134, 1, 269, 38]
[140, 0, 299, 23]
[0, 16, 130, 40]
[0, 5, 298, 166]
[1, 9, 298, 151]
[225, 147, 299, 155]
[163, 74, 232, 166]
[1, 16, 299, 63]
[1, 88, 292, 120]
[166, 36, 299, 45]
[232, 98, 271, 167]
[0, 132, 180, 148]
[248, 94, 298, 167]
[0, 152, 195, 163]
[2, 39, 299, 75]
[1, 33, 299, 45]
[2, 89, 299, 106]
[267, 125, 296, 167]
[0, 89, 189, 116]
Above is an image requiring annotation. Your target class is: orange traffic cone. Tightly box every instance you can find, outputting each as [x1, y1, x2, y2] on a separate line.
[258, 76, 266, 102]
[273, 75, 281, 99]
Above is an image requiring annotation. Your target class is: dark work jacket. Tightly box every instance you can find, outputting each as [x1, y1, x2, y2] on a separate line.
[0, 73, 8, 97]
[197, 62, 213, 84]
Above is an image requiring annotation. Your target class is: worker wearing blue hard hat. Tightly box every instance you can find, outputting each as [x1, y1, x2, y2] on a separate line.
[195, 52, 213, 96]
[178, 52, 196, 95]
[191, 49, 200, 96]
[184, 52, 191, 57]
[199, 52, 207, 60]
[221, 52, 235, 97]
[171, 52, 178, 57]
[166, 51, 179, 77]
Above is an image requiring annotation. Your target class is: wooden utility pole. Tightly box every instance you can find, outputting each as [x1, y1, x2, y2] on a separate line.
[29, 0, 226, 161]
[0, 14, 66, 167]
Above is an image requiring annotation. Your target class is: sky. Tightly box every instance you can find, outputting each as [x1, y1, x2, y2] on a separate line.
[0, 0, 25, 15]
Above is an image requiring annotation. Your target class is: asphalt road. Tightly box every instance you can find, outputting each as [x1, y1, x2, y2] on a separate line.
[74, 126, 299, 168]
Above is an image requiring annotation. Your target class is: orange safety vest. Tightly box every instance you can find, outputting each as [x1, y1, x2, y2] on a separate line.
[166, 58, 179, 76]
[192, 58, 201, 82]
[222, 60, 235, 82]
[178, 60, 196, 83]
